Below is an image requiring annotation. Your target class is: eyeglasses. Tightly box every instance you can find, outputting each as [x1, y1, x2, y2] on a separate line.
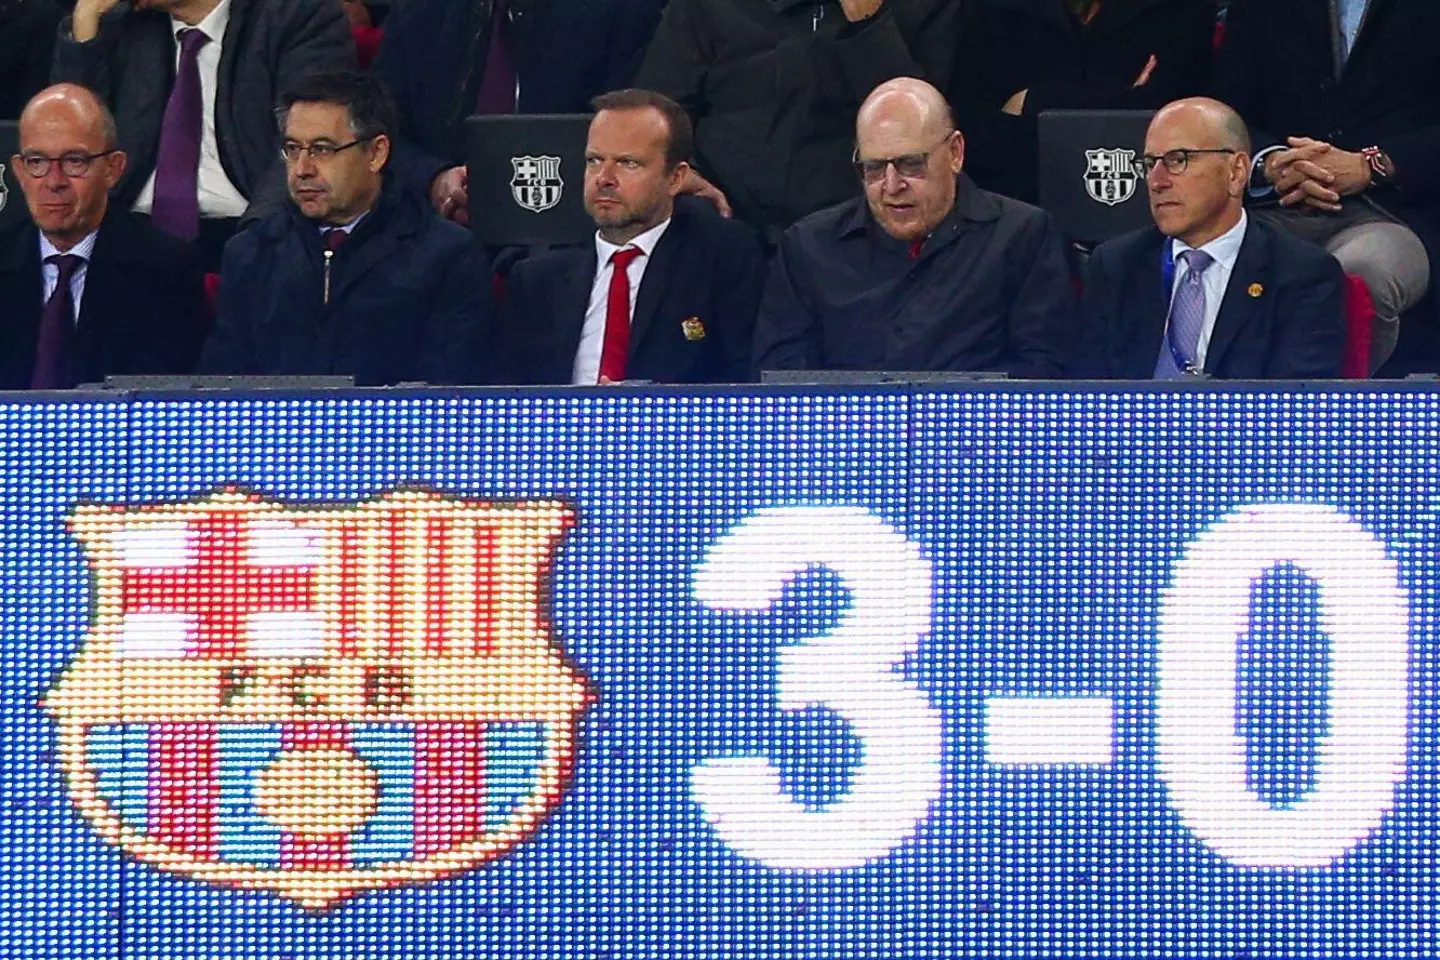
[280, 138, 372, 164]
[1139, 148, 1238, 177]
[13, 150, 118, 178]
[853, 133, 955, 184]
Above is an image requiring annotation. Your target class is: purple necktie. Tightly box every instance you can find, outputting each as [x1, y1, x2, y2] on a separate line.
[32, 254, 84, 390]
[474, 0, 517, 115]
[151, 27, 210, 241]
[1155, 249, 1215, 379]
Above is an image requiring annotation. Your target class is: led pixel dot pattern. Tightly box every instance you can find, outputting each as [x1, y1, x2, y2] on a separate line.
[0, 387, 1437, 959]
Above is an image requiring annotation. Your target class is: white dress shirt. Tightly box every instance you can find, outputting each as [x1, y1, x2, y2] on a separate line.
[132, 0, 248, 219]
[1168, 210, 1248, 368]
[572, 217, 672, 385]
[39, 229, 100, 323]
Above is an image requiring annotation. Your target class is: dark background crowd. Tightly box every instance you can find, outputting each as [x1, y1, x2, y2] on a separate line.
[0, 0, 1435, 387]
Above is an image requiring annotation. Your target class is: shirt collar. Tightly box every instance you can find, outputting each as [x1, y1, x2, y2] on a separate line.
[1172, 210, 1248, 273]
[174, 0, 230, 43]
[838, 173, 1001, 240]
[321, 211, 369, 237]
[39, 229, 99, 264]
[594, 216, 671, 266]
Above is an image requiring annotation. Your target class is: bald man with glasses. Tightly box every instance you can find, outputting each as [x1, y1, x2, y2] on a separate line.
[753, 78, 1073, 378]
[0, 83, 206, 389]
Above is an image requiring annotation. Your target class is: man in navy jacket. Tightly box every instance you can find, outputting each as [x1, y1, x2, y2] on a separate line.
[501, 90, 764, 384]
[373, 0, 662, 226]
[202, 71, 491, 385]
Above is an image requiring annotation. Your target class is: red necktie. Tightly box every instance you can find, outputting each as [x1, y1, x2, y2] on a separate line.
[599, 246, 643, 383]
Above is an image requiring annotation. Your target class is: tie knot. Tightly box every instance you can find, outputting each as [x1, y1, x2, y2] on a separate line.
[45, 253, 84, 280]
[324, 228, 349, 253]
[610, 246, 643, 270]
[1179, 249, 1214, 277]
[176, 27, 210, 56]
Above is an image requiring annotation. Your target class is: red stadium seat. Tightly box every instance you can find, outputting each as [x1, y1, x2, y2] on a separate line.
[1342, 274, 1374, 378]
[204, 271, 221, 320]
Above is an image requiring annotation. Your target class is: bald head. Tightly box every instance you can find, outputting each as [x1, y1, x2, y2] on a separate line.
[857, 78, 956, 145]
[20, 84, 119, 150]
[1150, 97, 1251, 156]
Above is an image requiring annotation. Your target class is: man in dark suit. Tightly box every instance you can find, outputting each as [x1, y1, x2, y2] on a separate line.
[753, 78, 1073, 378]
[53, 0, 356, 269]
[1210, 0, 1437, 371]
[201, 71, 491, 386]
[502, 89, 765, 385]
[373, 0, 662, 227]
[1, 84, 207, 389]
[1072, 97, 1346, 379]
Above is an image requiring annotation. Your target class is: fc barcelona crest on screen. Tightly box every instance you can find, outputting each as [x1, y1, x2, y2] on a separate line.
[1084, 147, 1141, 207]
[510, 155, 564, 213]
[45, 488, 592, 909]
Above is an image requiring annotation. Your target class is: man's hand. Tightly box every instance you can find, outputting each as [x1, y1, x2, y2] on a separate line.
[1267, 136, 1371, 212]
[838, 0, 885, 21]
[1001, 89, 1028, 116]
[341, 0, 372, 29]
[430, 165, 469, 226]
[677, 167, 733, 218]
[1133, 54, 1157, 87]
[71, 0, 126, 42]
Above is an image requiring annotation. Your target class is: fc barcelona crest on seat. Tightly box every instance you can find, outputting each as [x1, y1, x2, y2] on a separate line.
[510, 155, 564, 213]
[45, 487, 592, 909]
[1084, 147, 1141, 207]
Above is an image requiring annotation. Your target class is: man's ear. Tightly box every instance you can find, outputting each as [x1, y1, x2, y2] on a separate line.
[950, 131, 966, 174]
[103, 150, 127, 188]
[667, 160, 691, 196]
[369, 134, 392, 173]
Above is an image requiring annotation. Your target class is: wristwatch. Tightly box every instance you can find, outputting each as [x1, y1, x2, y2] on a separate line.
[1361, 146, 1396, 187]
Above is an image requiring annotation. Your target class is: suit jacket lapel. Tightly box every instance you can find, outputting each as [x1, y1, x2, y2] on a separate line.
[553, 251, 597, 381]
[1338, 0, 1391, 78]
[629, 218, 683, 353]
[75, 212, 146, 382]
[1204, 223, 1271, 375]
[1122, 232, 1169, 377]
[0, 224, 44, 387]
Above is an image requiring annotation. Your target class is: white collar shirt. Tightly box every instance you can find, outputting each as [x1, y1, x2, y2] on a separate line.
[1169, 210, 1248, 369]
[39, 229, 100, 324]
[572, 217, 672, 385]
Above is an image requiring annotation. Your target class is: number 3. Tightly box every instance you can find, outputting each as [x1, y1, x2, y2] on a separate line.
[690, 507, 944, 869]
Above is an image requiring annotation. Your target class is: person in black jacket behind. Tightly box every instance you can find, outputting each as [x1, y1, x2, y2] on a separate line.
[949, 0, 1216, 205]
[0, 0, 63, 121]
[636, 0, 968, 241]
[52, 0, 357, 269]
[374, 0, 663, 227]
[202, 71, 491, 386]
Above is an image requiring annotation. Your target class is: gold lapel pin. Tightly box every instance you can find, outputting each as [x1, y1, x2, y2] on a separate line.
[681, 317, 707, 341]
[1248, 282, 1265, 298]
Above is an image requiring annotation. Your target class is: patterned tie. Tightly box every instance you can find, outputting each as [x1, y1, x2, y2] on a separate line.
[598, 247, 643, 383]
[32, 254, 85, 390]
[151, 28, 210, 240]
[1154, 249, 1215, 379]
[474, 0, 517, 114]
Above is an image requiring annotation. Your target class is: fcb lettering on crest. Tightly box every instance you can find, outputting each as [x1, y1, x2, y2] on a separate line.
[45, 488, 592, 909]
[510, 155, 564, 213]
[1084, 147, 1141, 207]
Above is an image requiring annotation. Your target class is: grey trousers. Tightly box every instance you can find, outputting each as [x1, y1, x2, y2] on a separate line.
[1253, 201, 1431, 372]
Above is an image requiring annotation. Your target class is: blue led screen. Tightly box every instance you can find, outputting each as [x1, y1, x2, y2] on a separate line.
[0, 386, 1436, 960]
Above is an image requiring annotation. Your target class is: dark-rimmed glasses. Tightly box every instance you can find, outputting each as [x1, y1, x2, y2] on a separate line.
[1140, 148, 1238, 177]
[280, 138, 373, 164]
[853, 133, 955, 184]
[13, 150, 118, 178]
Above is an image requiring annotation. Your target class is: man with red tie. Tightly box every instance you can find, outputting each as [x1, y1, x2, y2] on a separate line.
[201, 71, 491, 386]
[52, 0, 355, 270]
[500, 89, 765, 385]
[0, 84, 207, 388]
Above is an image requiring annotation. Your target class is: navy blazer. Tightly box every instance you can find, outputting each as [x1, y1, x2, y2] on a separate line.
[1071, 218, 1347, 379]
[0, 208, 207, 388]
[500, 202, 765, 384]
[374, 0, 662, 198]
[202, 185, 492, 385]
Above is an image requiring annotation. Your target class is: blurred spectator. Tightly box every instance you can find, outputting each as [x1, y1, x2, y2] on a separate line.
[0, 84, 207, 388]
[950, 0, 1215, 204]
[753, 78, 1072, 377]
[201, 71, 490, 386]
[375, 0, 662, 226]
[340, 0, 381, 69]
[0, 0, 63, 121]
[52, 0, 356, 271]
[637, 0, 966, 240]
[502, 90, 765, 385]
[1072, 98, 1345, 379]
[1211, 0, 1437, 371]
